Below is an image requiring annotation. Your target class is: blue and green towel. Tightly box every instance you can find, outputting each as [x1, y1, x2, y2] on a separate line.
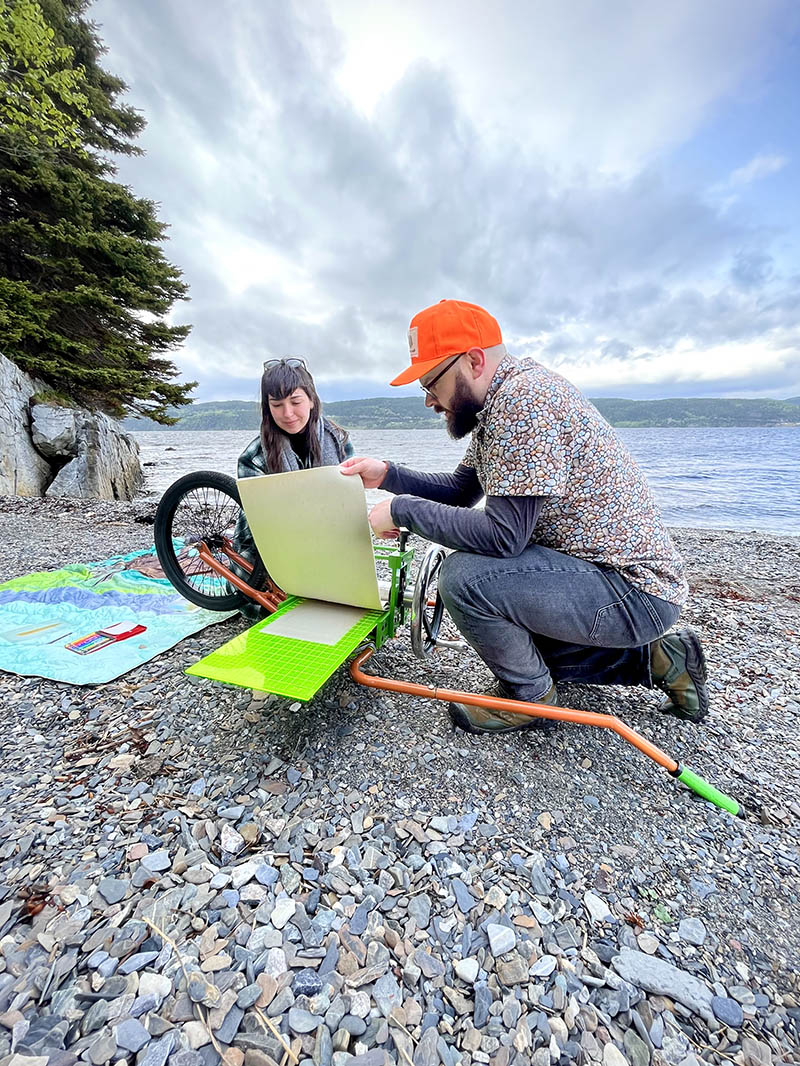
[0, 548, 234, 684]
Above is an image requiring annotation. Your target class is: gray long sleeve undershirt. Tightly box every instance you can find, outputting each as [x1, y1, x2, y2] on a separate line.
[382, 462, 544, 557]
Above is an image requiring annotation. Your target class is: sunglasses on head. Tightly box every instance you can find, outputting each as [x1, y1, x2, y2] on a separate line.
[263, 358, 308, 371]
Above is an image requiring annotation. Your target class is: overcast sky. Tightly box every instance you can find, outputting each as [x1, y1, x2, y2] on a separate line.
[90, 0, 800, 404]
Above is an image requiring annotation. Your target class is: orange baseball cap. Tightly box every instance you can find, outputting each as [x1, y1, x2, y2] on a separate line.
[390, 299, 502, 386]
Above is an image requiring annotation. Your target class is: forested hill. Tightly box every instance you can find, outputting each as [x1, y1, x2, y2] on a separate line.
[121, 395, 800, 431]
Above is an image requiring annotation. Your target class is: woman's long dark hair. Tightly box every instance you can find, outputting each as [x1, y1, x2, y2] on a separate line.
[260, 361, 323, 472]
[259, 361, 350, 472]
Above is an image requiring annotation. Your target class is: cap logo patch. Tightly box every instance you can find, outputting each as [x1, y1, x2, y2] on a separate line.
[408, 326, 418, 359]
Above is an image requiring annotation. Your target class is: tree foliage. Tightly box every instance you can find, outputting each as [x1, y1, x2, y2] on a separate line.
[0, 0, 194, 422]
[0, 0, 91, 150]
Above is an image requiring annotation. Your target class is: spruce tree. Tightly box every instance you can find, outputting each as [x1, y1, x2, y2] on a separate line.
[0, 0, 195, 422]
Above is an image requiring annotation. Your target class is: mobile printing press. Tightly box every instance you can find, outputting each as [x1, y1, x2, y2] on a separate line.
[153, 467, 743, 818]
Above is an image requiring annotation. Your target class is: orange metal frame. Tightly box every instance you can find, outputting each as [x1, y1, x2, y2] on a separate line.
[192, 545, 680, 774]
[179, 539, 740, 813]
[349, 646, 679, 772]
[195, 543, 286, 614]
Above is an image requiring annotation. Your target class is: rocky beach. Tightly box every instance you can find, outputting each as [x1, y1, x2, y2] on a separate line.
[1, 496, 799, 1066]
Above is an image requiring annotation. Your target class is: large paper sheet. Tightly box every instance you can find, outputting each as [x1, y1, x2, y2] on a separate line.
[262, 600, 369, 645]
[237, 467, 383, 610]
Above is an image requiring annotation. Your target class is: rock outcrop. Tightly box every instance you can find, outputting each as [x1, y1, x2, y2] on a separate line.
[0, 353, 142, 500]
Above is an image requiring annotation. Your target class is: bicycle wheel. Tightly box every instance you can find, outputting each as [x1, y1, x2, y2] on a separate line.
[154, 471, 268, 611]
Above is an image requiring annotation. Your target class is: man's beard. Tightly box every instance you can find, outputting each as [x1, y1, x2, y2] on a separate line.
[444, 374, 483, 439]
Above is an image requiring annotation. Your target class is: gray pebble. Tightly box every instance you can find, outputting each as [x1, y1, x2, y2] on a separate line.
[114, 1018, 151, 1053]
[712, 995, 744, 1028]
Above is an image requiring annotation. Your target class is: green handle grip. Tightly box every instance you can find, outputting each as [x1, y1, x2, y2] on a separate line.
[677, 766, 741, 816]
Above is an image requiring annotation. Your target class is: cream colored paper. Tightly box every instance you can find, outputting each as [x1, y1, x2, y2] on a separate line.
[263, 600, 369, 645]
[236, 467, 383, 610]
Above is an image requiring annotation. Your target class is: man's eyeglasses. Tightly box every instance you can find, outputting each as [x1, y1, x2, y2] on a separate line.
[419, 352, 463, 399]
[263, 358, 307, 371]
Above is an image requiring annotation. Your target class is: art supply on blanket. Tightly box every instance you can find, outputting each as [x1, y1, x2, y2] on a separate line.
[0, 546, 234, 683]
[1, 621, 73, 644]
[65, 622, 147, 655]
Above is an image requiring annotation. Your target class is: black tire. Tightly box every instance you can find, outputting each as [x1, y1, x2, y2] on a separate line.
[154, 470, 268, 611]
[410, 545, 447, 658]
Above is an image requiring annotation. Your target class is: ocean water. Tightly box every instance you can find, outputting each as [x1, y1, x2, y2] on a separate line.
[133, 425, 800, 536]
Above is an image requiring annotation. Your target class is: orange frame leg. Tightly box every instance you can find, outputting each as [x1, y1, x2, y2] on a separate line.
[195, 544, 286, 614]
[349, 646, 679, 772]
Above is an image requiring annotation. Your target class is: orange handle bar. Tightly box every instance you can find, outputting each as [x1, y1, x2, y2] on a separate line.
[349, 647, 678, 773]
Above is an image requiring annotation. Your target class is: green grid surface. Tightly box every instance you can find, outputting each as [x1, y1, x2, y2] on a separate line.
[186, 596, 385, 700]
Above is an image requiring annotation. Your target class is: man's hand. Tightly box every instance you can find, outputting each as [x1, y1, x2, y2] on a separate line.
[368, 499, 400, 539]
[340, 456, 388, 489]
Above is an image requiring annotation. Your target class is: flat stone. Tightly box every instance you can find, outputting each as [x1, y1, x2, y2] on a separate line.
[89, 1030, 117, 1065]
[214, 1006, 244, 1045]
[202, 952, 233, 973]
[623, 1027, 650, 1066]
[141, 849, 171, 872]
[496, 952, 529, 986]
[115, 1018, 151, 1053]
[97, 878, 129, 905]
[373, 974, 402, 1017]
[140, 1032, 178, 1066]
[741, 1036, 774, 1066]
[255, 863, 279, 886]
[603, 1045, 629, 1066]
[263, 947, 287, 977]
[711, 995, 744, 1028]
[452, 879, 477, 913]
[611, 950, 713, 1021]
[677, 918, 707, 946]
[474, 982, 492, 1028]
[487, 923, 516, 957]
[454, 958, 479, 984]
[209, 990, 239, 1030]
[288, 1008, 323, 1034]
[729, 984, 756, 1005]
[584, 892, 613, 923]
[173, 1054, 205, 1066]
[413, 1024, 439, 1066]
[413, 949, 445, 978]
[255, 973, 277, 1007]
[184, 1021, 211, 1050]
[637, 933, 659, 955]
[529, 955, 557, 978]
[349, 901, 371, 936]
[139, 972, 173, 1004]
[119, 951, 158, 974]
[237, 984, 263, 1009]
[349, 991, 370, 1019]
[221, 825, 245, 854]
[231, 860, 260, 889]
[82, 1000, 109, 1036]
[270, 898, 296, 930]
[340, 1014, 367, 1036]
[407, 894, 431, 928]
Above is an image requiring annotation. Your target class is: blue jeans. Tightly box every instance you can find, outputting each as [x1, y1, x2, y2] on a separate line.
[438, 544, 681, 701]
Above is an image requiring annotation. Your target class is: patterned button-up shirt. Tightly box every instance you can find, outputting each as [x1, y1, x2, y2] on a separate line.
[463, 356, 688, 605]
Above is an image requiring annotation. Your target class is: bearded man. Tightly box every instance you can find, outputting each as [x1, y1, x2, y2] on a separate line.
[341, 299, 708, 733]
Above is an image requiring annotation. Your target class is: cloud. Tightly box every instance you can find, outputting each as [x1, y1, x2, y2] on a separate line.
[729, 153, 788, 186]
[90, 0, 800, 400]
[331, 0, 793, 172]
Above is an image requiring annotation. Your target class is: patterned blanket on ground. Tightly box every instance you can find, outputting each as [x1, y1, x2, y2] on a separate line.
[0, 548, 235, 684]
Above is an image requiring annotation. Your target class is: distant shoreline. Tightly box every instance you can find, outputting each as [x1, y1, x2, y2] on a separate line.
[122, 394, 800, 433]
[130, 422, 800, 432]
